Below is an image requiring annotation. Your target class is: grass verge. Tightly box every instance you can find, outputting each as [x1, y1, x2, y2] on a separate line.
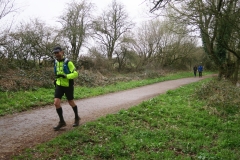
[0, 71, 213, 116]
[13, 78, 240, 160]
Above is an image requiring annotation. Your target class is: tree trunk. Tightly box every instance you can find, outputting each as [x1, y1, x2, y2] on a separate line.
[233, 58, 240, 85]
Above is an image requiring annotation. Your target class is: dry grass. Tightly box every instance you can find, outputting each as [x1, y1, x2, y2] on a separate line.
[0, 67, 167, 92]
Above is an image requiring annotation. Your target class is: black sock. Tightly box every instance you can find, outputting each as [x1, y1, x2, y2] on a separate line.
[56, 107, 64, 122]
[72, 106, 79, 119]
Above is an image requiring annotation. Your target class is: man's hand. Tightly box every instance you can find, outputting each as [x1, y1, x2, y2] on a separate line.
[55, 74, 67, 78]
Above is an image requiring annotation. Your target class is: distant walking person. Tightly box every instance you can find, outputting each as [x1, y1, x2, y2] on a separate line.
[198, 64, 203, 77]
[52, 46, 80, 131]
[193, 65, 197, 77]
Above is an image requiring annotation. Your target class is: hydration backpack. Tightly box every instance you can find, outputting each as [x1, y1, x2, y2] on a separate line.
[54, 58, 70, 75]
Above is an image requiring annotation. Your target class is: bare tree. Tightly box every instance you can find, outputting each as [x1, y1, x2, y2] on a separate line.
[0, 0, 19, 45]
[58, 0, 93, 62]
[149, 0, 240, 81]
[4, 19, 58, 68]
[0, 0, 17, 20]
[114, 34, 138, 71]
[133, 18, 198, 69]
[92, 0, 134, 61]
[148, 0, 187, 13]
[134, 20, 164, 67]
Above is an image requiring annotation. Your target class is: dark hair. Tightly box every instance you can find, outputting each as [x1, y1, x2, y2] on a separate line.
[52, 46, 63, 53]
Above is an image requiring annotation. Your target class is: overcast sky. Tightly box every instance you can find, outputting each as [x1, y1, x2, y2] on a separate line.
[10, 0, 152, 28]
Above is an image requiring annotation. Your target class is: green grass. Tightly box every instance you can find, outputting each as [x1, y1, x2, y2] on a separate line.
[13, 78, 240, 159]
[0, 71, 213, 116]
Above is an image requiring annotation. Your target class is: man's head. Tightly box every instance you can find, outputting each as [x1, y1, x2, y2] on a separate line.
[53, 46, 64, 60]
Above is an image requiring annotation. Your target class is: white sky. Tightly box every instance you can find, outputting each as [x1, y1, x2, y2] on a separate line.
[9, 0, 153, 28]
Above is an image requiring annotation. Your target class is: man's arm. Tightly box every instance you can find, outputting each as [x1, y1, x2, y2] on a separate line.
[66, 61, 78, 79]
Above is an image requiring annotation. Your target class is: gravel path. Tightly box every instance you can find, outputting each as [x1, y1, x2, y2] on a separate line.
[0, 76, 212, 159]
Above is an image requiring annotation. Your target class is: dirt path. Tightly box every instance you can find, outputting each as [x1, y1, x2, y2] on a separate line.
[0, 76, 213, 159]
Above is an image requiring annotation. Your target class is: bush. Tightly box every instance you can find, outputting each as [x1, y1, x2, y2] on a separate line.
[194, 79, 240, 116]
[0, 67, 54, 91]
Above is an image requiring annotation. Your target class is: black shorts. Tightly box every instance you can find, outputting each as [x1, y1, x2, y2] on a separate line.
[54, 85, 74, 100]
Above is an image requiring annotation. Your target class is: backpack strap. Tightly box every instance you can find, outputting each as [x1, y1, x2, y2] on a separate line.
[54, 58, 71, 74]
[64, 58, 69, 63]
[54, 59, 58, 75]
[63, 58, 70, 74]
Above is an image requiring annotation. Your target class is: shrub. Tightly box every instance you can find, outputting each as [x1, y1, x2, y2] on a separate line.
[194, 79, 240, 116]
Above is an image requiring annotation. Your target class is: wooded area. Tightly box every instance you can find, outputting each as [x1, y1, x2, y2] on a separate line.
[150, 0, 240, 83]
[0, 0, 239, 91]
